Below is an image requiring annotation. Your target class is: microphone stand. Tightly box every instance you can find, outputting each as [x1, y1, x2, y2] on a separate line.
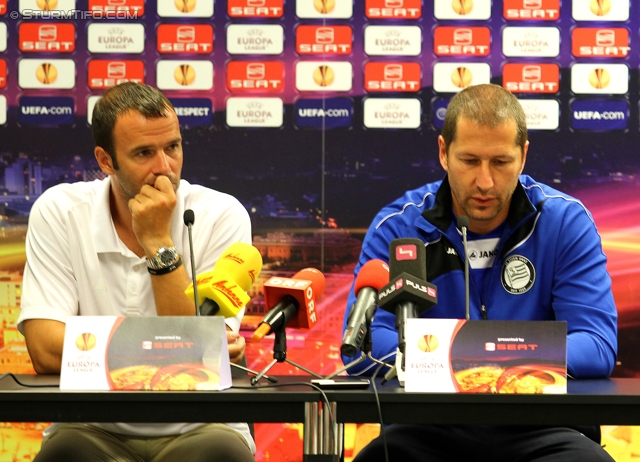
[231, 360, 278, 384]
[381, 301, 417, 385]
[461, 224, 470, 321]
[324, 353, 366, 379]
[251, 323, 324, 385]
[325, 324, 392, 379]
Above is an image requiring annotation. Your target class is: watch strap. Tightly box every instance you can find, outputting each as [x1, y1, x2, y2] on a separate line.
[147, 257, 183, 276]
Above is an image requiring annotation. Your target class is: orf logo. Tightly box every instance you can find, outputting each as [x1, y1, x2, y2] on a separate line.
[418, 334, 438, 352]
[76, 333, 97, 351]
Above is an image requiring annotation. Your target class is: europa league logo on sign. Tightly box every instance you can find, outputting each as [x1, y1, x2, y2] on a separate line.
[451, 66, 472, 88]
[314, 0, 335, 13]
[175, 64, 196, 85]
[76, 333, 97, 351]
[175, 0, 197, 13]
[590, 0, 611, 16]
[313, 65, 335, 87]
[36, 63, 57, 85]
[37, 0, 58, 10]
[452, 0, 473, 15]
[589, 68, 610, 89]
[418, 334, 439, 352]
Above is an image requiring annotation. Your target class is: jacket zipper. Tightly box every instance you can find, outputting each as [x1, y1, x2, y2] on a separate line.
[481, 305, 487, 320]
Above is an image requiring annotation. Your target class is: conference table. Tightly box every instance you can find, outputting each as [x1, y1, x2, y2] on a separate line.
[2, 374, 640, 461]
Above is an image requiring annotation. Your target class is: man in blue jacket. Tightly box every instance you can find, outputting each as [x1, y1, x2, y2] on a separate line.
[342, 84, 617, 461]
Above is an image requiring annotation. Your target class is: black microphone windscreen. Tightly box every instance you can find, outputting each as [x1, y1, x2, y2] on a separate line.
[183, 209, 195, 226]
[457, 216, 469, 230]
[389, 238, 426, 280]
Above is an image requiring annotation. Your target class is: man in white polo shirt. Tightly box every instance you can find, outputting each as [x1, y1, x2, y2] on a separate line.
[18, 82, 256, 462]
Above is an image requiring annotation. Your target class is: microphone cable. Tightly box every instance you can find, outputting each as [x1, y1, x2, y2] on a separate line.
[370, 361, 392, 462]
[232, 380, 338, 457]
[0, 373, 59, 388]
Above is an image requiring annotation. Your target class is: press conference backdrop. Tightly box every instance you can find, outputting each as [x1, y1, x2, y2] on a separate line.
[1, 0, 640, 460]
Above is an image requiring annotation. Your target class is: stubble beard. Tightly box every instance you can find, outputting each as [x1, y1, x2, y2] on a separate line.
[114, 171, 180, 204]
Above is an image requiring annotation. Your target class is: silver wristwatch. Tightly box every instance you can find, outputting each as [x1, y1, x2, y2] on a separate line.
[146, 246, 180, 270]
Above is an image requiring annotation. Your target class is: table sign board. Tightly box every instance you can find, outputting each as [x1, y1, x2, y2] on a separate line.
[405, 319, 567, 394]
[60, 316, 230, 391]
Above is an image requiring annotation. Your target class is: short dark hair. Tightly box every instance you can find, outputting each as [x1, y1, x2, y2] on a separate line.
[441, 84, 528, 153]
[91, 82, 175, 169]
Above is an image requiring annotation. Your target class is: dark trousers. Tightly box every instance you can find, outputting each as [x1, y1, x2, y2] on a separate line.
[34, 423, 255, 462]
[353, 425, 614, 462]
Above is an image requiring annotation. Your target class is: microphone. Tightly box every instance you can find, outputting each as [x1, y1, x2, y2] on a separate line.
[252, 268, 326, 342]
[183, 210, 200, 316]
[184, 242, 263, 318]
[181, 213, 276, 383]
[341, 259, 389, 357]
[458, 216, 471, 321]
[378, 238, 438, 356]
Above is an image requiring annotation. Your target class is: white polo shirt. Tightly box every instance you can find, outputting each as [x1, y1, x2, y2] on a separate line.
[18, 177, 255, 452]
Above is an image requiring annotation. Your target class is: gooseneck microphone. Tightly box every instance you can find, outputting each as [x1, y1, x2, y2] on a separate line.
[458, 216, 470, 321]
[181, 212, 277, 383]
[183, 209, 200, 316]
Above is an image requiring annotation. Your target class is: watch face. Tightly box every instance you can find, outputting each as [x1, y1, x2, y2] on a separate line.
[160, 251, 175, 265]
[156, 247, 178, 267]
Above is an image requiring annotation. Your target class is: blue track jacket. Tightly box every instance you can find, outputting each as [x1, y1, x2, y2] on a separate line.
[341, 175, 618, 379]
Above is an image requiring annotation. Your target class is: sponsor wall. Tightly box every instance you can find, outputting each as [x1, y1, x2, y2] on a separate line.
[1, 0, 640, 461]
